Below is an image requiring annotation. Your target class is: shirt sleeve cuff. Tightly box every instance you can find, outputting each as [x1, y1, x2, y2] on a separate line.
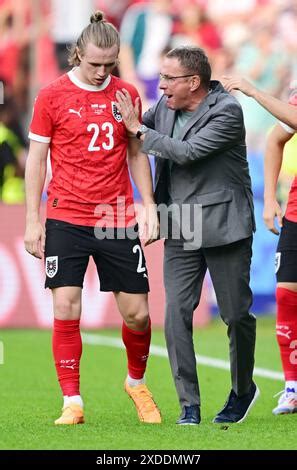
[278, 121, 295, 134]
[28, 132, 51, 143]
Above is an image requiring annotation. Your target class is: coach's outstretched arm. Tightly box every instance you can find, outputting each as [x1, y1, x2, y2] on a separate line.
[116, 89, 244, 166]
[24, 141, 48, 259]
[222, 76, 297, 130]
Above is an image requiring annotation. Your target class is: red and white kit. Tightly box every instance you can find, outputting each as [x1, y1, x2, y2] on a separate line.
[29, 70, 141, 227]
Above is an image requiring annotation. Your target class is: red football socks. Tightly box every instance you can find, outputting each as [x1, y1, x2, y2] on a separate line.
[122, 319, 151, 379]
[52, 318, 82, 396]
[276, 287, 297, 381]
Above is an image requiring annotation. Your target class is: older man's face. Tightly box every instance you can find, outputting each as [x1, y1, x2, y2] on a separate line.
[159, 57, 197, 112]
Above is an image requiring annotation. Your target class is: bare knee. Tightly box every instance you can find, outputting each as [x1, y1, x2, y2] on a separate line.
[52, 287, 81, 320]
[125, 308, 149, 330]
[116, 293, 149, 330]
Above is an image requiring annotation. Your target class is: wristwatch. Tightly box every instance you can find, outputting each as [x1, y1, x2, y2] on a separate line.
[136, 124, 149, 139]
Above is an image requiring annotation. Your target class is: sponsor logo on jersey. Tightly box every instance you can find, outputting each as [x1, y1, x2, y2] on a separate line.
[69, 106, 83, 118]
[111, 102, 122, 122]
[91, 103, 107, 115]
[91, 104, 106, 109]
[46, 256, 58, 278]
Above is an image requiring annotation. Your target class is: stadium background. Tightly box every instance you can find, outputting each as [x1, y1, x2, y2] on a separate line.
[0, 0, 297, 326]
[1, 0, 297, 454]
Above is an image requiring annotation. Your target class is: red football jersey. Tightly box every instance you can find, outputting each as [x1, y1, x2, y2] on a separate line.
[281, 92, 297, 223]
[29, 71, 141, 227]
[285, 176, 297, 223]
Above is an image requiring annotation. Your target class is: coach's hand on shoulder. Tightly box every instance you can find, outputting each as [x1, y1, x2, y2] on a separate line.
[24, 220, 46, 259]
[115, 89, 141, 136]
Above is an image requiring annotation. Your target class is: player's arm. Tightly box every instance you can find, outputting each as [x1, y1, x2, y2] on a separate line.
[222, 76, 297, 129]
[127, 137, 159, 245]
[263, 124, 293, 235]
[24, 140, 49, 258]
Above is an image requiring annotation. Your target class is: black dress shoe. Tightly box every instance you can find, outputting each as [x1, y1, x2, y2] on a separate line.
[213, 381, 260, 424]
[176, 405, 200, 425]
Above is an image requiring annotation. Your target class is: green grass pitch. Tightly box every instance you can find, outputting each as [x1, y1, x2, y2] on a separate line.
[0, 316, 295, 450]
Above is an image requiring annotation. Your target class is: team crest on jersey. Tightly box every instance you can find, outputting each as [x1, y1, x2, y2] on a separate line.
[46, 256, 58, 278]
[111, 102, 122, 122]
[275, 252, 281, 274]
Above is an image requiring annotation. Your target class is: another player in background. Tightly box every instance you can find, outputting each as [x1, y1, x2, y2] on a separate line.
[223, 76, 297, 414]
[24, 11, 161, 425]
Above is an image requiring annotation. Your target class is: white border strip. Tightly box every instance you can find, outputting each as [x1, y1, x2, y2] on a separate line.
[28, 132, 51, 143]
[82, 333, 284, 381]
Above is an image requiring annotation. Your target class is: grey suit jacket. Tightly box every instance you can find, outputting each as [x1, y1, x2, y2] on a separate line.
[142, 80, 255, 248]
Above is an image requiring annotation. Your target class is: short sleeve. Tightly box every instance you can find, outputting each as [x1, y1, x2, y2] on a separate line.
[28, 91, 53, 143]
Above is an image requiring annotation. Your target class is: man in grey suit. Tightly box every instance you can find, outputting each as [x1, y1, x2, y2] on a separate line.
[116, 46, 259, 424]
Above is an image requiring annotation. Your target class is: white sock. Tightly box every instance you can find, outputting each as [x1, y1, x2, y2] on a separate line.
[63, 395, 84, 408]
[285, 381, 297, 393]
[127, 374, 145, 387]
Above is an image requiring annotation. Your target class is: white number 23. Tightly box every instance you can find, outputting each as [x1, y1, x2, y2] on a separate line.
[87, 122, 114, 152]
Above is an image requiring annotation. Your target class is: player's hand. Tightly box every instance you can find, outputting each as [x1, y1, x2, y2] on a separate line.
[115, 89, 141, 135]
[142, 202, 159, 246]
[222, 76, 255, 97]
[24, 221, 45, 258]
[263, 199, 283, 235]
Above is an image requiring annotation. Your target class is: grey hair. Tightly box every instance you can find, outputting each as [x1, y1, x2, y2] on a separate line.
[166, 46, 211, 89]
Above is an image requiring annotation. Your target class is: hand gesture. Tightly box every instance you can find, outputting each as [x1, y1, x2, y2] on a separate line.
[115, 88, 141, 135]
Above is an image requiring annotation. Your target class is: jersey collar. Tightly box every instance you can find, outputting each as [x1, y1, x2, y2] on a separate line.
[68, 68, 111, 91]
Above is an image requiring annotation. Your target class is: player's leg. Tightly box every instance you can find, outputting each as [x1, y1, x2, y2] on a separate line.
[274, 282, 297, 414]
[45, 219, 89, 424]
[52, 286, 84, 424]
[94, 229, 160, 423]
[115, 291, 150, 381]
[274, 230, 297, 414]
[273, 218, 297, 414]
[115, 291, 161, 423]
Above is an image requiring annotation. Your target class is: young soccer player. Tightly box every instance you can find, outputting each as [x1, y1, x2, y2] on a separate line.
[24, 11, 161, 425]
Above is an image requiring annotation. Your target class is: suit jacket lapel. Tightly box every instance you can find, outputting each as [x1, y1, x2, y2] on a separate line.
[165, 108, 176, 137]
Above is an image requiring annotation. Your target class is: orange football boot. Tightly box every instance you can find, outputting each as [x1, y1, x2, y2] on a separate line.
[54, 404, 84, 425]
[125, 381, 161, 424]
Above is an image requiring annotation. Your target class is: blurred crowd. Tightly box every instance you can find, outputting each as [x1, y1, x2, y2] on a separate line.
[0, 0, 297, 204]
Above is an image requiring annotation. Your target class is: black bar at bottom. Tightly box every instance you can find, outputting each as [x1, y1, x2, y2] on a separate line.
[0, 450, 295, 467]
